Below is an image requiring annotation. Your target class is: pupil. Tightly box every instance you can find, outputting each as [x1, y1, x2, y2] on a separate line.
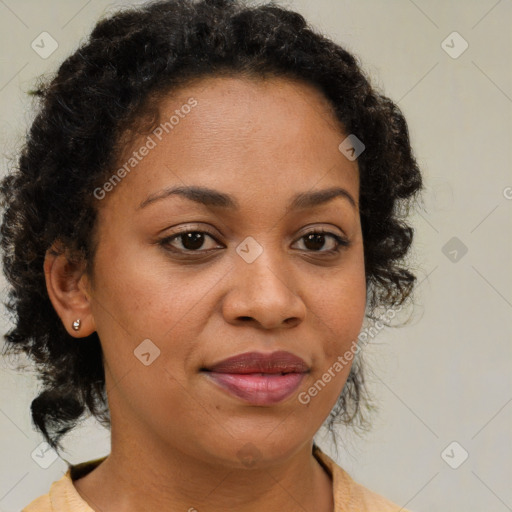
[182, 232, 204, 250]
[305, 233, 325, 251]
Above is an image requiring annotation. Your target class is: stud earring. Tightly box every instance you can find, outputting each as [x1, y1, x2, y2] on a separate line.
[72, 319, 81, 331]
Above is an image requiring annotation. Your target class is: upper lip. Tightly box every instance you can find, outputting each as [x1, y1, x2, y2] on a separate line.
[203, 351, 310, 374]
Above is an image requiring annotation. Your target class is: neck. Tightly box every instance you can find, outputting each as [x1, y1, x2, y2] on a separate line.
[73, 425, 334, 512]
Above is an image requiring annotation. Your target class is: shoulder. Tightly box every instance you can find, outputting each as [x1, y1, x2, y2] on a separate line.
[21, 457, 107, 512]
[313, 444, 411, 512]
[21, 473, 68, 512]
[346, 478, 409, 511]
[22, 473, 89, 512]
[21, 492, 52, 512]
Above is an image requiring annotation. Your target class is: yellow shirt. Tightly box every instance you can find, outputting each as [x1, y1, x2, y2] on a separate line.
[22, 445, 409, 511]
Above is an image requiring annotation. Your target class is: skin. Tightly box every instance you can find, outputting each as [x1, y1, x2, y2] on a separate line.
[44, 75, 366, 512]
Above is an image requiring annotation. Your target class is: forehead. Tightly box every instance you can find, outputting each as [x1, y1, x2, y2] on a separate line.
[103, 75, 359, 213]
[157, 74, 346, 146]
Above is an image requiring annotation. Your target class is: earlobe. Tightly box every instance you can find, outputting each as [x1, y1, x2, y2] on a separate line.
[43, 246, 96, 338]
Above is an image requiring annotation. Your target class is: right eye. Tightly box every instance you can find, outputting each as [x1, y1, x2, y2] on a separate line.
[159, 230, 224, 253]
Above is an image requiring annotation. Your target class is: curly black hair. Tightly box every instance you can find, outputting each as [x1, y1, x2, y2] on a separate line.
[0, 0, 422, 452]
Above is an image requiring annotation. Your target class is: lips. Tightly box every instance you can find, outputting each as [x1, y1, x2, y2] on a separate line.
[202, 351, 309, 405]
[205, 351, 310, 374]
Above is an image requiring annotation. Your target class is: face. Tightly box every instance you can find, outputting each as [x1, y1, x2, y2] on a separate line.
[85, 76, 366, 468]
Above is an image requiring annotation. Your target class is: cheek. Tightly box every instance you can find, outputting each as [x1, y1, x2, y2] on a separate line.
[301, 256, 366, 418]
[88, 239, 222, 392]
[90, 240, 185, 337]
[311, 263, 366, 357]
[300, 276, 365, 419]
[89, 250, 198, 429]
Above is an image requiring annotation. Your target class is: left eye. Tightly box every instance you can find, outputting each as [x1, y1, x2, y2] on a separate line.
[294, 230, 349, 253]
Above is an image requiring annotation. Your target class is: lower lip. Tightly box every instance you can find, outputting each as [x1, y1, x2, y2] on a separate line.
[204, 372, 306, 405]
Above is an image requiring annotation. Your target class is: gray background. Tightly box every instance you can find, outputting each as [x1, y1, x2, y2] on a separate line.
[0, 1, 511, 511]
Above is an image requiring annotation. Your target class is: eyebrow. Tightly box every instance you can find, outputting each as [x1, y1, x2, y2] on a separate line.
[138, 185, 357, 211]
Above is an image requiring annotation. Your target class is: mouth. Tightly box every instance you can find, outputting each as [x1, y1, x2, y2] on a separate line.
[201, 351, 310, 406]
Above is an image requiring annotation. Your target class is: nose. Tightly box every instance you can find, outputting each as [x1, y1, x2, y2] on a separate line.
[221, 246, 306, 330]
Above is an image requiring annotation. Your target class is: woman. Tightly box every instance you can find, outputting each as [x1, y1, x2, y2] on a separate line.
[1, 0, 422, 510]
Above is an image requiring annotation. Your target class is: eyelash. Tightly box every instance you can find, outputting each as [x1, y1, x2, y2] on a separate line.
[159, 228, 350, 256]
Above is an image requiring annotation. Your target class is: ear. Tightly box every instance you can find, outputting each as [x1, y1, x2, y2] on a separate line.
[44, 245, 96, 338]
